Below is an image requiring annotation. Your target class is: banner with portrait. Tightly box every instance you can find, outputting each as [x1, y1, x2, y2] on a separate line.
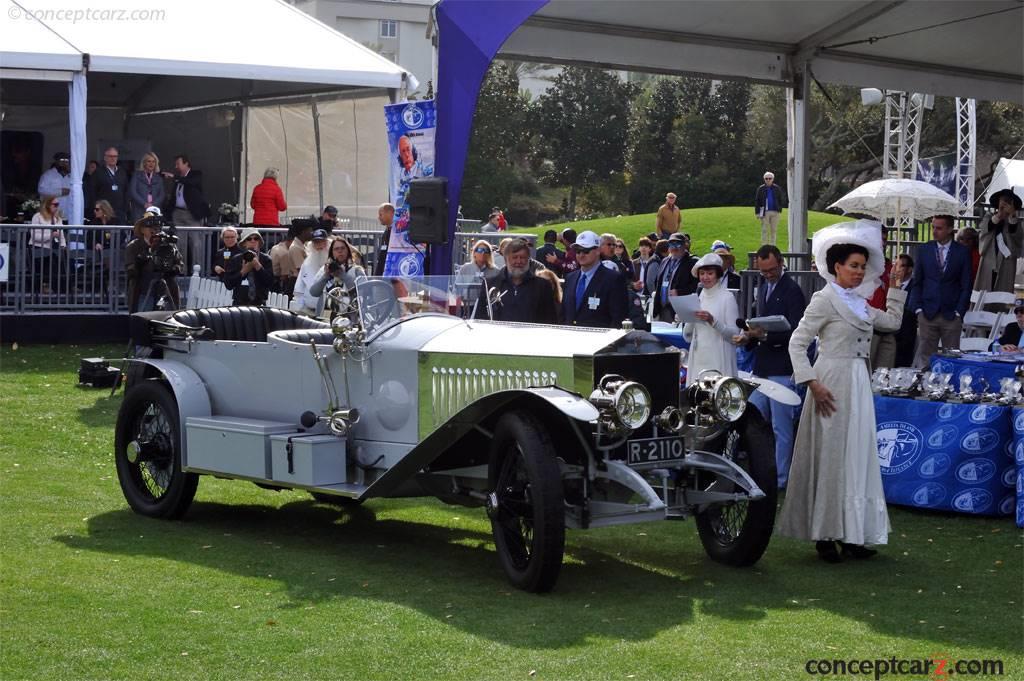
[383, 100, 435, 276]
[916, 152, 957, 197]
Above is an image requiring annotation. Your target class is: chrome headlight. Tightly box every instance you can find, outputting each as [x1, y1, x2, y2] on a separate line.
[589, 374, 652, 431]
[711, 376, 747, 422]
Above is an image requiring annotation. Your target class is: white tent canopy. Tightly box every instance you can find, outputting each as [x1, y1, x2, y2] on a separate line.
[0, 0, 415, 224]
[983, 157, 1024, 205]
[495, 0, 1023, 251]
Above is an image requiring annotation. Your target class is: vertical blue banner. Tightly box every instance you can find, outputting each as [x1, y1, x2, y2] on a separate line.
[383, 100, 436, 276]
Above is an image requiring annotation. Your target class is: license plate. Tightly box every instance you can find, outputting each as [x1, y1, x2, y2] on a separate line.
[627, 437, 685, 466]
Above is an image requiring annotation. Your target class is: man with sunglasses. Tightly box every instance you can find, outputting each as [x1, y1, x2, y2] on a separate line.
[562, 231, 629, 328]
[652, 233, 698, 322]
[224, 227, 274, 306]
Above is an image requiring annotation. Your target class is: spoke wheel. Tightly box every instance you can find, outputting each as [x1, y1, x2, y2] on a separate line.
[488, 410, 565, 593]
[114, 381, 198, 519]
[695, 407, 777, 566]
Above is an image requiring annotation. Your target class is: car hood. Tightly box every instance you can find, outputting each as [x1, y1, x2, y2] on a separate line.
[419, 320, 628, 358]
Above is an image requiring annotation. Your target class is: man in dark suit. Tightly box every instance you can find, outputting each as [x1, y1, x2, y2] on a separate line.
[562, 230, 629, 328]
[742, 244, 807, 489]
[87, 146, 129, 223]
[893, 253, 918, 367]
[163, 154, 211, 271]
[652, 232, 698, 322]
[908, 215, 972, 368]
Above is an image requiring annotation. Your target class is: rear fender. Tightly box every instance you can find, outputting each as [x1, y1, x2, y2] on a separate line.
[126, 358, 212, 465]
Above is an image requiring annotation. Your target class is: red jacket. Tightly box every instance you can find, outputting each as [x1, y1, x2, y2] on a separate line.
[250, 178, 287, 225]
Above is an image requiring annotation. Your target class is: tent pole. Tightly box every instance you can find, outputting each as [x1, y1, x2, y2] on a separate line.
[68, 68, 88, 227]
[239, 105, 249, 224]
[786, 66, 810, 254]
[312, 100, 325, 214]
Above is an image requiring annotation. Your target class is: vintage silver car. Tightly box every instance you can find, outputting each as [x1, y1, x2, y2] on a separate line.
[115, 276, 777, 592]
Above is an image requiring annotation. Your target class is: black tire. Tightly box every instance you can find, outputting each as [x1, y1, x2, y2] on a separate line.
[695, 406, 777, 566]
[310, 492, 364, 507]
[487, 410, 565, 593]
[114, 381, 198, 519]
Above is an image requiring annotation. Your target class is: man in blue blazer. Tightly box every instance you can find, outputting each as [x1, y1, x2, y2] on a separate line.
[742, 244, 807, 488]
[562, 231, 629, 328]
[908, 215, 972, 368]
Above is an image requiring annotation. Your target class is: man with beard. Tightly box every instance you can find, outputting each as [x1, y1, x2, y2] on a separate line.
[474, 238, 557, 324]
[292, 229, 332, 314]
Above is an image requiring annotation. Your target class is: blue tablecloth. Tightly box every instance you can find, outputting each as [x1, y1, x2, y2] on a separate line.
[930, 353, 1020, 393]
[1013, 408, 1024, 528]
[874, 396, 1016, 517]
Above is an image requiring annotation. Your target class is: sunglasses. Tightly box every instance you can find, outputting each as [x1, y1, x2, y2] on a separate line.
[51, 202, 60, 207]
[573, 246, 596, 253]
[668, 242, 684, 248]
[473, 247, 490, 254]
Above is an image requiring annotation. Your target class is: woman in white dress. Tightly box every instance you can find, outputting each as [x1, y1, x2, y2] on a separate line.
[683, 253, 739, 385]
[779, 221, 905, 563]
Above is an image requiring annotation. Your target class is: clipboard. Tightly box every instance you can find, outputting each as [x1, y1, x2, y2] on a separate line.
[669, 294, 701, 323]
[746, 315, 791, 332]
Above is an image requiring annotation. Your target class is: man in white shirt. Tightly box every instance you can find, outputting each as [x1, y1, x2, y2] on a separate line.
[38, 152, 74, 221]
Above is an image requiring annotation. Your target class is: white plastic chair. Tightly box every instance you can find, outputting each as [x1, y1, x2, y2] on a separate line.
[979, 290, 1016, 311]
[962, 310, 999, 338]
[959, 337, 993, 352]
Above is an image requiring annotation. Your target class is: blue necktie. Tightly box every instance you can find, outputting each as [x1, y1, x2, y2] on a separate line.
[575, 272, 588, 310]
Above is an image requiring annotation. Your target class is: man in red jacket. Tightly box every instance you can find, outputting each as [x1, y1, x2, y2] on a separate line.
[249, 167, 287, 226]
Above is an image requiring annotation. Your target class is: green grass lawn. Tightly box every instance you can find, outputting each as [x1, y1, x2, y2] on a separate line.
[512, 207, 842, 259]
[2, 344, 1022, 680]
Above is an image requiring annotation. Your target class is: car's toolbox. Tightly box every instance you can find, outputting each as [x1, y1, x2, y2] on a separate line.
[185, 416, 297, 478]
[270, 434, 347, 486]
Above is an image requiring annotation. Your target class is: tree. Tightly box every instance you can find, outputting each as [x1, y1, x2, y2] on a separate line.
[460, 63, 536, 220]
[534, 66, 636, 218]
[625, 77, 682, 212]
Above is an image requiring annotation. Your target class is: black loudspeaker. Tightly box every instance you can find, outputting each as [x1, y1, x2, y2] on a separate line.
[406, 177, 449, 244]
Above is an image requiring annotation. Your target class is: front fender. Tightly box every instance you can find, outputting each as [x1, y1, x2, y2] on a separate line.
[366, 387, 597, 499]
[126, 358, 212, 465]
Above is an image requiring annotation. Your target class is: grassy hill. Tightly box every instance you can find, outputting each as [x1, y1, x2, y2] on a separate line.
[510, 207, 843, 257]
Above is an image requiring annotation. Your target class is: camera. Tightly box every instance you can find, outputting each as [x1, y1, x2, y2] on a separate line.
[242, 250, 257, 263]
[151, 229, 181, 274]
[327, 261, 342, 275]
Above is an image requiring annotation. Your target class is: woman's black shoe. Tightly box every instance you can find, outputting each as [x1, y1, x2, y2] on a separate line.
[815, 540, 842, 563]
[839, 542, 878, 559]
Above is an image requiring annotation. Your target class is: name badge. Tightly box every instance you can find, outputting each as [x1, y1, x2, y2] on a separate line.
[588, 296, 601, 310]
[111, 184, 119, 191]
[223, 250, 231, 260]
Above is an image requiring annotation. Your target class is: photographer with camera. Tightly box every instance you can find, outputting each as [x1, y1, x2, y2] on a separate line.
[125, 207, 183, 312]
[223, 227, 274, 306]
[306, 236, 367, 319]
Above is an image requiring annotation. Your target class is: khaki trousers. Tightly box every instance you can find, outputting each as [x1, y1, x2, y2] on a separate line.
[870, 332, 897, 369]
[913, 313, 963, 369]
[760, 210, 781, 245]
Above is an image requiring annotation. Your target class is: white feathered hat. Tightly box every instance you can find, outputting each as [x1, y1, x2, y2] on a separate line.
[811, 219, 885, 298]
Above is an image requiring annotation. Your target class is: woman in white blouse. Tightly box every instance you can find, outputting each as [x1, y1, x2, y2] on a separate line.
[30, 195, 66, 294]
[683, 252, 739, 385]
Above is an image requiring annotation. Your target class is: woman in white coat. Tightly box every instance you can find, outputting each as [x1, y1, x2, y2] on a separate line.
[779, 221, 905, 563]
[683, 253, 739, 385]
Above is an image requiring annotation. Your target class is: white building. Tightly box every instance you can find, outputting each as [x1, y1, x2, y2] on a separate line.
[290, 0, 435, 98]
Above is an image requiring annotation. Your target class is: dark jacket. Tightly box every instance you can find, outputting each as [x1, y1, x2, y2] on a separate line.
[474, 268, 557, 324]
[746, 272, 806, 377]
[223, 250, 275, 306]
[88, 165, 129, 222]
[125, 236, 182, 313]
[754, 183, 785, 215]
[374, 225, 391, 276]
[652, 253, 698, 318]
[127, 171, 167, 222]
[562, 265, 629, 328]
[212, 243, 243, 280]
[894, 280, 918, 367]
[536, 243, 564, 276]
[908, 241, 972, 320]
[167, 169, 211, 221]
[998, 321, 1022, 347]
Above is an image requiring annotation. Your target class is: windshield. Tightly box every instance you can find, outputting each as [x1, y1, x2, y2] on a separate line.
[355, 275, 484, 336]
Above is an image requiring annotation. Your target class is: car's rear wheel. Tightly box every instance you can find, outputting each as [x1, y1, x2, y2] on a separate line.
[114, 381, 198, 519]
[695, 406, 777, 566]
[487, 410, 565, 593]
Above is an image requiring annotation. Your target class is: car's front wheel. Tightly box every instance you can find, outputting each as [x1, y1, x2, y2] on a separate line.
[487, 410, 565, 593]
[694, 406, 777, 566]
[114, 381, 198, 519]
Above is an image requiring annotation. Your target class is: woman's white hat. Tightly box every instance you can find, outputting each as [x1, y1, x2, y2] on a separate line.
[691, 252, 724, 277]
[811, 219, 885, 298]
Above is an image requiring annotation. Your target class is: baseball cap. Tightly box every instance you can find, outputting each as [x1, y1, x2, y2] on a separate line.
[323, 205, 338, 216]
[311, 228, 329, 241]
[1014, 298, 1024, 312]
[54, 152, 70, 162]
[573, 230, 601, 250]
[668, 233, 687, 244]
[711, 239, 732, 254]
